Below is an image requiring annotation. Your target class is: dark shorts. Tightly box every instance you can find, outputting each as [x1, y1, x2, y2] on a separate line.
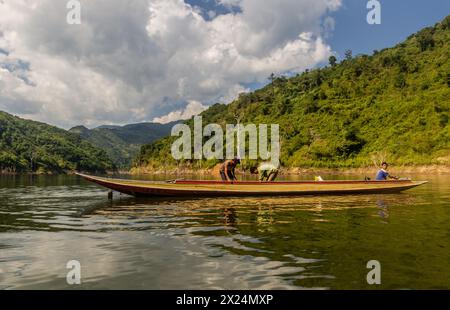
[260, 169, 279, 182]
[220, 170, 234, 181]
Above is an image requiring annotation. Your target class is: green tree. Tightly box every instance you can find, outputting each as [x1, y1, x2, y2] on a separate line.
[417, 28, 435, 51]
[329, 55, 337, 67]
[268, 72, 276, 98]
[395, 73, 407, 88]
[345, 49, 353, 61]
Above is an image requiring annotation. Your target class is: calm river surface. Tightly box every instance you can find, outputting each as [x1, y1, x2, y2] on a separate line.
[0, 174, 449, 290]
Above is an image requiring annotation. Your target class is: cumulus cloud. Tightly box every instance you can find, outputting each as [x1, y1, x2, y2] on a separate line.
[0, 0, 341, 128]
[152, 100, 208, 124]
[216, 0, 242, 9]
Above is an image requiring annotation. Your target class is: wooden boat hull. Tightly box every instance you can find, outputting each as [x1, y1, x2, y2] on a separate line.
[76, 173, 428, 198]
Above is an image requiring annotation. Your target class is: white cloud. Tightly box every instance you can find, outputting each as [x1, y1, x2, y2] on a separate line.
[216, 0, 242, 8]
[322, 16, 336, 38]
[0, 0, 341, 128]
[152, 100, 207, 124]
[217, 84, 250, 104]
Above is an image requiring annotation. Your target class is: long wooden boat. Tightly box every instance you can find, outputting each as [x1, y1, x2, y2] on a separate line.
[76, 173, 427, 198]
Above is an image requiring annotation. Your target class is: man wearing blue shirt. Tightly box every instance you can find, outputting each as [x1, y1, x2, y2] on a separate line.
[375, 162, 399, 181]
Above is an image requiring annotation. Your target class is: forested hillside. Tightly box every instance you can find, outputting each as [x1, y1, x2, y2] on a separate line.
[0, 111, 114, 173]
[136, 15, 450, 170]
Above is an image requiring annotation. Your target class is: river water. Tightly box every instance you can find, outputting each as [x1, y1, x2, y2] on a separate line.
[0, 174, 449, 289]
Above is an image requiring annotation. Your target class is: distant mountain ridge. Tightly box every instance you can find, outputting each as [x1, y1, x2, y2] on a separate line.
[69, 121, 178, 168]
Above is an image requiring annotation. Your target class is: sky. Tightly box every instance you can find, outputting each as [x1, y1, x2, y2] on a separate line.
[0, 0, 449, 129]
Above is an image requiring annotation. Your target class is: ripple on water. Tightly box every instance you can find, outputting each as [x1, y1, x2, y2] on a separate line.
[0, 175, 449, 289]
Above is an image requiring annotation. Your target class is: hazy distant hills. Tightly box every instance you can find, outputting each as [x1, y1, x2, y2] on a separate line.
[0, 111, 114, 173]
[69, 122, 177, 168]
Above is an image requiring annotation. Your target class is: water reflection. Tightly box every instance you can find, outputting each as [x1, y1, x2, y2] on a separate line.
[223, 208, 237, 227]
[0, 175, 449, 289]
[376, 200, 390, 222]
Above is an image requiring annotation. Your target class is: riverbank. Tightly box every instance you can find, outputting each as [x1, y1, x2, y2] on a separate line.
[130, 164, 450, 176]
[0, 169, 127, 176]
[2, 165, 449, 176]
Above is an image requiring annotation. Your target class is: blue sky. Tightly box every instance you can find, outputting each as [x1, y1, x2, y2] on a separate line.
[1, 0, 449, 127]
[186, 0, 239, 18]
[182, 0, 450, 92]
[328, 0, 450, 59]
[187, 0, 450, 60]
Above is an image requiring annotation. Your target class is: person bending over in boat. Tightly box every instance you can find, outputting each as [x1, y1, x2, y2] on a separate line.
[375, 162, 399, 181]
[250, 162, 279, 182]
[220, 158, 240, 182]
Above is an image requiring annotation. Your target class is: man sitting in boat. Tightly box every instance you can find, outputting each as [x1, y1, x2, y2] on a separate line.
[375, 162, 399, 181]
[220, 158, 240, 182]
[250, 162, 279, 182]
